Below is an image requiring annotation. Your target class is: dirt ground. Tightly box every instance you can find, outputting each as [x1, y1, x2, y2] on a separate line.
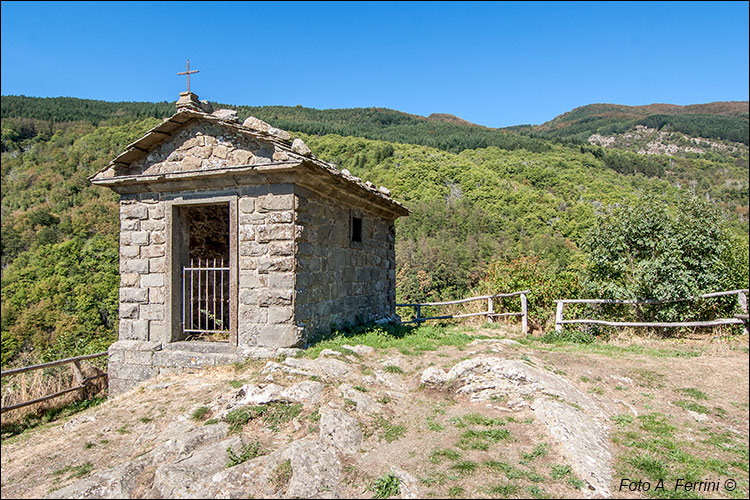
[1, 325, 748, 499]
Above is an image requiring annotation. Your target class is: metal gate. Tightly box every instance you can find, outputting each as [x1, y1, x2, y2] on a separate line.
[182, 258, 230, 338]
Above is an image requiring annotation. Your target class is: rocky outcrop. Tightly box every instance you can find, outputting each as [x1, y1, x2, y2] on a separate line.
[424, 355, 613, 497]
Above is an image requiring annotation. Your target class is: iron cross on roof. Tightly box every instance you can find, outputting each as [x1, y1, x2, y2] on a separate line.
[177, 59, 199, 92]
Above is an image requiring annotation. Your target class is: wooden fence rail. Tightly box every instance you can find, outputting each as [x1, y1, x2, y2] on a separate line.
[1, 351, 108, 414]
[397, 290, 530, 334]
[554, 289, 749, 333]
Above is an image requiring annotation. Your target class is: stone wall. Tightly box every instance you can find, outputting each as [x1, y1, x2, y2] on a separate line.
[119, 194, 168, 343]
[236, 184, 301, 348]
[294, 185, 397, 339]
[121, 122, 280, 177]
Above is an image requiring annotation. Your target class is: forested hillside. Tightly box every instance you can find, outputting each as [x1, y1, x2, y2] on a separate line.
[1, 96, 748, 367]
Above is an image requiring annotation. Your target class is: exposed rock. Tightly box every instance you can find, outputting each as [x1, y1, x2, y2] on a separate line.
[279, 437, 342, 498]
[46, 457, 150, 499]
[390, 466, 422, 499]
[319, 348, 342, 357]
[233, 383, 287, 406]
[318, 407, 362, 455]
[61, 414, 96, 431]
[282, 381, 324, 405]
[150, 436, 242, 498]
[339, 383, 381, 414]
[341, 344, 375, 356]
[291, 138, 312, 156]
[379, 186, 391, 196]
[532, 397, 612, 497]
[420, 367, 448, 386]
[212, 109, 239, 122]
[341, 169, 351, 176]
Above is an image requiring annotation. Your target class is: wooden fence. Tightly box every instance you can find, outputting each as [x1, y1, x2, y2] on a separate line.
[397, 290, 530, 334]
[0, 351, 108, 414]
[554, 289, 749, 333]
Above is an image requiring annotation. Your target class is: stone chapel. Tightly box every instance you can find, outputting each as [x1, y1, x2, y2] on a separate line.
[91, 91, 408, 394]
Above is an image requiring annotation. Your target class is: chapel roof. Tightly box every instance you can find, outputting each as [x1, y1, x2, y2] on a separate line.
[90, 92, 408, 217]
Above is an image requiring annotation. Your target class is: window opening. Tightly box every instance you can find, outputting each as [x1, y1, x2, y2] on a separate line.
[181, 204, 230, 341]
[352, 216, 362, 243]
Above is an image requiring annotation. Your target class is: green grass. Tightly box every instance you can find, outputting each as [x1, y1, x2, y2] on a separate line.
[225, 403, 303, 433]
[484, 461, 526, 480]
[353, 385, 368, 392]
[115, 424, 130, 435]
[383, 365, 404, 374]
[227, 379, 247, 389]
[190, 406, 210, 421]
[520, 337, 703, 359]
[426, 416, 445, 432]
[303, 323, 475, 359]
[550, 464, 572, 480]
[457, 428, 511, 450]
[454, 413, 506, 427]
[52, 462, 93, 480]
[1, 396, 106, 443]
[451, 460, 478, 474]
[521, 443, 549, 464]
[447, 486, 465, 497]
[676, 387, 709, 400]
[271, 459, 293, 491]
[487, 483, 519, 497]
[226, 440, 265, 468]
[371, 472, 400, 498]
[674, 400, 709, 414]
[430, 448, 461, 464]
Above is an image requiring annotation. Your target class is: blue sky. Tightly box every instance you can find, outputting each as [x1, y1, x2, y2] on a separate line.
[1, 1, 748, 127]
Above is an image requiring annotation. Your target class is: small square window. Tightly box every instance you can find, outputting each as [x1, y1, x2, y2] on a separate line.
[351, 216, 362, 243]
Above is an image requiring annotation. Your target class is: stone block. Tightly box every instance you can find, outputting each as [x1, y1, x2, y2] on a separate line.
[141, 244, 165, 258]
[131, 231, 149, 246]
[258, 257, 293, 274]
[239, 271, 265, 288]
[239, 306, 267, 325]
[240, 241, 266, 257]
[149, 287, 165, 304]
[239, 213, 266, 225]
[150, 257, 167, 273]
[182, 155, 203, 170]
[121, 287, 148, 303]
[268, 241, 294, 256]
[259, 289, 293, 306]
[148, 204, 165, 219]
[239, 289, 258, 305]
[239, 197, 255, 214]
[267, 211, 293, 224]
[140, 304, 164, 321]
[120, 302, 140, 319]
[268, 306, 293, 323]
[121, 273, 139, 287]
[141, 219, 165, 232]
[122, 204, 148, 220]
[121, 259, 148, 274]
[267, 273, 294, 289]
[239, 257, 258, 271]
[121, 219, 139, 231]
[239, 226, 256, 242]
[151, 231, 166, 244]
[257, 324, 303, 348]
[120, 245, 140, 258]
[141, 273, 164, 288]
[258, 194, 294, 212]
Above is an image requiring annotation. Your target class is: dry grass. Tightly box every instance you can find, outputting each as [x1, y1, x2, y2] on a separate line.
[1, 361, 107, 427]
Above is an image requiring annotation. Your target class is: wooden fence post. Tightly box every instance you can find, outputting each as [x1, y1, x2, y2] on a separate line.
[487, 297, 494, 323]
[738, 291, 748, 335]
[415, 305, 422, 324]
[555, 301, 564, 332]
[71, 360, 85, 386]
[521, 293, 528, 335]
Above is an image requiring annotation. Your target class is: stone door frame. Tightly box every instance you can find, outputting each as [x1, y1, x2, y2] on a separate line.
[166, 195, 239, 346]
